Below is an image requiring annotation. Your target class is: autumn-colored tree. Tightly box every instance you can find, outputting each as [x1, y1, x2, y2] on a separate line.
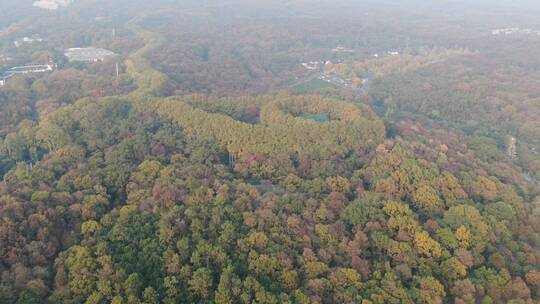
[414, 231, 442, 258]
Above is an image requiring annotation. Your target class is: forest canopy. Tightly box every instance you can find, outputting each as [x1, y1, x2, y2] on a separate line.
[0, 1, 539, 304]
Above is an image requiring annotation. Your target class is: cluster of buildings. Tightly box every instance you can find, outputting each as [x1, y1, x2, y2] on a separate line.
[371, 50, 400, 58]
[492, 27, 540, 36]
[14, 35, 46, 48]
[299, 59, 354, 89]
[1, 46, 114, 87]
[317, 72, 353, 88]
[298, 47, 407, 93]
[1, 24, 115, 87]
[301, 61, 322, 70]
[300, 60, 336, 72]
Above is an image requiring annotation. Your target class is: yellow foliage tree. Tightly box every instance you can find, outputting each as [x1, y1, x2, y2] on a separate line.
[455, 225, 471, 248]
[414, 231, 442, 258]
[412, 184, 442, 213]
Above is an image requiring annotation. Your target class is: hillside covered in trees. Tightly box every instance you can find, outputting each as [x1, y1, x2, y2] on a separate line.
[0, 1, 539, 304]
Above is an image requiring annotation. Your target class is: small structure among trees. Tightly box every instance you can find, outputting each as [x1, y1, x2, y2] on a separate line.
[64, 47, 115, 62]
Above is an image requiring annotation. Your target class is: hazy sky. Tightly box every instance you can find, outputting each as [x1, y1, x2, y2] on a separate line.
[1, 0, 540, 29]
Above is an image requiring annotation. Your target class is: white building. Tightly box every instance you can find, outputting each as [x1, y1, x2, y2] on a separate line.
[14, 36, 46, 48]
[492, 27, 540, 36]
[33, 0, 73, 10]
[332, 46, 354, 53]
[5, 64, 55, 75]
[64, 47, 115, 62]
[0, 75, 13, 86]
[301, 61, 320, 70]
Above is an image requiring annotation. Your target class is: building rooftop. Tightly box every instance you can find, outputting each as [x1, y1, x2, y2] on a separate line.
[64, 47, 115, 62]
[33, 0, 73, 10]
[5, 64, 55, 75]
[14, 35, 46, 47]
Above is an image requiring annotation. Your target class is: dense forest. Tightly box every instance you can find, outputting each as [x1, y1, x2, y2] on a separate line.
[0, 0, 539, 303]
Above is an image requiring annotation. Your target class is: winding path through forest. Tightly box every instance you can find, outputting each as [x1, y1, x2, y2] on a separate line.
[116, 13, 385, 161]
